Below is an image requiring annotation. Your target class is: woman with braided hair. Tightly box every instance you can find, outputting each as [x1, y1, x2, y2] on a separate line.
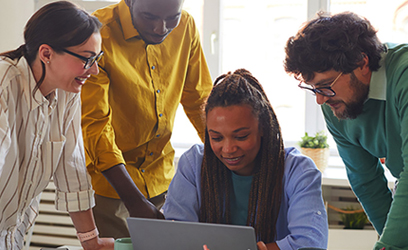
[162, 69, 328, 250]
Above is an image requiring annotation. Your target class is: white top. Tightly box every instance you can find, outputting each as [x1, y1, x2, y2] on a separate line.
[0, 56, 94, 249]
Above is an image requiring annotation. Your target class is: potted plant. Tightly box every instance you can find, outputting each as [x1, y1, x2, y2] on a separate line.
[340, 206, 369, 229]
[299, 131, 330, 172]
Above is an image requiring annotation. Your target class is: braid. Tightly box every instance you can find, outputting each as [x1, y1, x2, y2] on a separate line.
[200, 69, 285, 242]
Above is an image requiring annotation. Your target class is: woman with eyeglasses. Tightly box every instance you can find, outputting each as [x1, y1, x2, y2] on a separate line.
[0, 1, 112, 249]
[162, 69, 328, 250]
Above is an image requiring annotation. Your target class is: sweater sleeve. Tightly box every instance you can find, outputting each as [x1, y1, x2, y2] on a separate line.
[322, 105, 392, 235]
[374, 66, 408, 250]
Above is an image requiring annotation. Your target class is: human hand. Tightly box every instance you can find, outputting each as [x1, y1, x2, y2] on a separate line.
[129, 199, 164, 219]
[257, 241, 267, 250]
[81, 237, 115, 250]
[203, 244, 210, 250]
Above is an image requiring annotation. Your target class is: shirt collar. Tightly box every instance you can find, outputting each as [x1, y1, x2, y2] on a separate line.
[368, 48, 387, 101]
[118, 0, 141, 40]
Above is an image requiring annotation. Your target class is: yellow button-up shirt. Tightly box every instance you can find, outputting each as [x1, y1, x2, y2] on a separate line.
[81, 0, 212, 199]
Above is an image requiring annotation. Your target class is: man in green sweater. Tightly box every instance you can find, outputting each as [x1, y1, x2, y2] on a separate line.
[284, 11, 408, 250]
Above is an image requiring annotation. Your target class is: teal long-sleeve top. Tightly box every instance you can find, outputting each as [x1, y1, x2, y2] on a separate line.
[322, 43, 408, 250]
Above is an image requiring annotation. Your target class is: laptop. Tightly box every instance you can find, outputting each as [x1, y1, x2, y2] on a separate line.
[127, 217, 258, 250]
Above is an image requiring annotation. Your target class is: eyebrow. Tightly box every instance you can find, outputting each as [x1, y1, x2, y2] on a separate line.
[142, 12, 181, 20]
[83, 50, 97, 57]
[311, 76, 337, 87]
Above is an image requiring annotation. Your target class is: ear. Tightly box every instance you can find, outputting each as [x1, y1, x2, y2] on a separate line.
[353, 53, 371, 83]
[358, 53, 371, 76]
[38, 44, 54, 64]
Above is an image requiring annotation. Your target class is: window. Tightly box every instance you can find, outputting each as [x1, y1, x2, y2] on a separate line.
[37, 0, 408, 158]
[174, 0, 408, 158]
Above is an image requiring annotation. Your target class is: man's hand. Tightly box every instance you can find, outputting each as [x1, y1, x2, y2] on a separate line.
[102, 164, 165, 219]
[128, 198, 165, 219]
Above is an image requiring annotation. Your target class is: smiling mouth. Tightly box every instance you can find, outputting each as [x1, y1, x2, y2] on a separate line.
[75, 76, 89, 84]
[223, 156, 243, 164]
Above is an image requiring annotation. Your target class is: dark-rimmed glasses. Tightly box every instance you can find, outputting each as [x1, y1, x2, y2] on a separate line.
[62, 49, 104, 69]
[298, 72, 343, 97]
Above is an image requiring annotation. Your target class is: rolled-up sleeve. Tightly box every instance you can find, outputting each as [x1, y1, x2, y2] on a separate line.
[54, 93, 95, 212]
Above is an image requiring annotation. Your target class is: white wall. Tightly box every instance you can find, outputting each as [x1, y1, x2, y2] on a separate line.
[0, 0, 34, 52]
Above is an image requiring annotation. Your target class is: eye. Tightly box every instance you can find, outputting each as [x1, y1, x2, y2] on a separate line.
[210, 136, 222, 142]
[166, 14, 180, 21]
[236, 134, 249, 140]
[143, 14, 157, 20]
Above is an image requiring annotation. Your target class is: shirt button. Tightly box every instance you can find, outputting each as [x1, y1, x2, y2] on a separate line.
[151, 66, 155, 70]
[156, 134, 160, 137]
[141, 169, 145, 173]
[317, 211, 322, 215]
[150, 152, 153, 156]
[157, 89, 161, 93]
[159, 113, 163, 117]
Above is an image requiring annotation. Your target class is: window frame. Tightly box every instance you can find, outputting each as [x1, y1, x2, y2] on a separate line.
[36, 0, 334, 155]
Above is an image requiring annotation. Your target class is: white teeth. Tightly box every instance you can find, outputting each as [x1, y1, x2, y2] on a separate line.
[226, 157, 240, 161]
[76, 77, 87, 81]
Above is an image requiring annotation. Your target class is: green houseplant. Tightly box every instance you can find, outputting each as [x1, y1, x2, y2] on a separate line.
[299, 131, 329, 172]
[340, 206, 369, 229]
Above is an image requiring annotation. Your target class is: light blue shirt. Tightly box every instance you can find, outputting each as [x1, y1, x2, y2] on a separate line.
[162, 144, 328, 250]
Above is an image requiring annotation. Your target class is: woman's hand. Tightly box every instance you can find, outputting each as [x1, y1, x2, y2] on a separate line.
[257, 241, 268, 250]
[81, 236, 115, 250]
[257, 241, 280, 250]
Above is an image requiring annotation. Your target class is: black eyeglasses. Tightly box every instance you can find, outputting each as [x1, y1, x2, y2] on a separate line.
[62, 49, 104, 69]
[298, 72, 343, 97]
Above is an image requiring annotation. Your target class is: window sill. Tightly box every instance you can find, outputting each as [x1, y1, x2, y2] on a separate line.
[323, 156, 396, 189]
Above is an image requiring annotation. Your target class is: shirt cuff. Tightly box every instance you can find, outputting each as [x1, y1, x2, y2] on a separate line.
[55, 189, 95, 212]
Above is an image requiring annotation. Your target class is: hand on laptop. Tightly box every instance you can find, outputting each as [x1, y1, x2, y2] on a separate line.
[257, 241, 267, 250]
[257, 241, 281, 250]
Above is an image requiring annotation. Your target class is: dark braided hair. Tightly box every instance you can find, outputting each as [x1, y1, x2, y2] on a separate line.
[199, 69, 285, 243]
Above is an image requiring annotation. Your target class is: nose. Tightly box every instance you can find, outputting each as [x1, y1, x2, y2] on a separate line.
[87, 61, 99, 75]
[315, 93, 329, 105]
[222, 139, 237, 154]
[153, 20, 168, 36]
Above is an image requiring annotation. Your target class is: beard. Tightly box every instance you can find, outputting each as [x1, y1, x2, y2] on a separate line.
[327, 72, 369, 120]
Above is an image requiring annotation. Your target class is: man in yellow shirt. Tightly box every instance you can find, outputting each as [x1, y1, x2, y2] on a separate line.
[81, 0, 212, 238]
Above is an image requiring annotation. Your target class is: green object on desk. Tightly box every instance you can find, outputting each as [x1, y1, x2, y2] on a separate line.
[114, 237, 133, 250]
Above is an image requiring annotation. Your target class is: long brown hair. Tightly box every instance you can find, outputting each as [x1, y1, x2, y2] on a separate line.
[0, 1, 101, 94]
[199, 69, 285, 243]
